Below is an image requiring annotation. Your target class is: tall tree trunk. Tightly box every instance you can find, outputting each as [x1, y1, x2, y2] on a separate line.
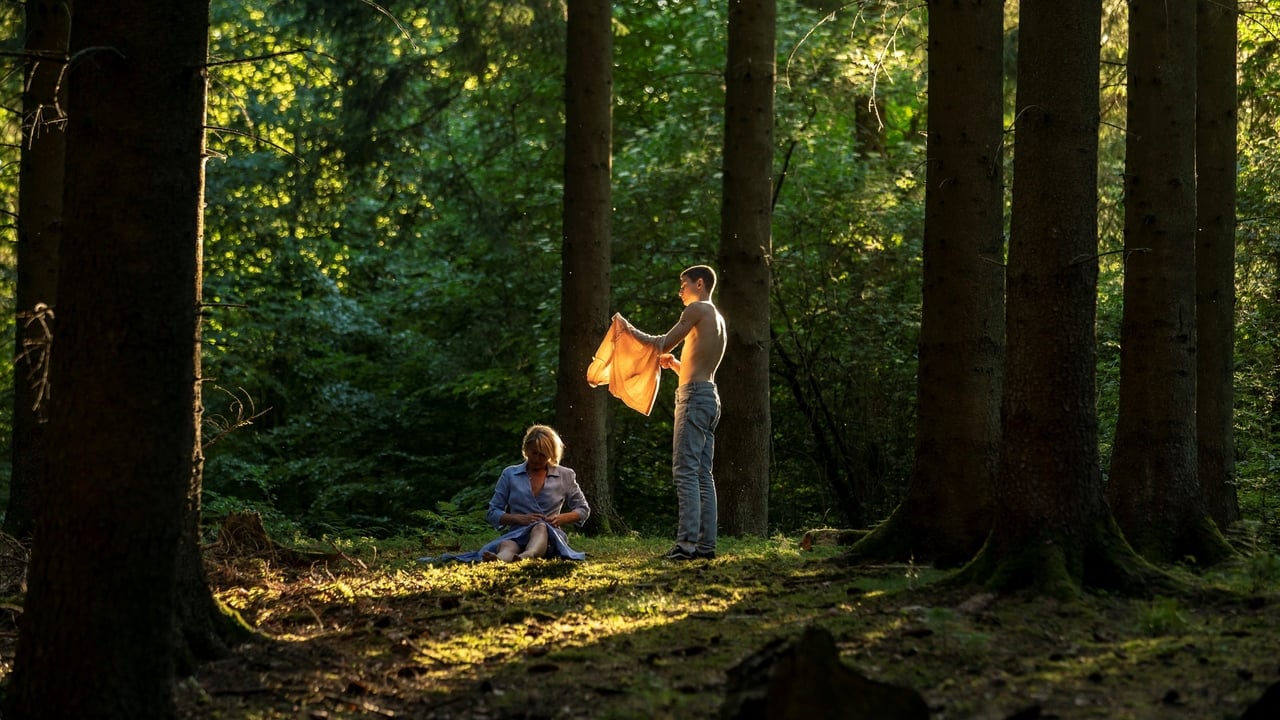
[5, 0, 70, 541]
[1195, 0, 1241, 531]
[175, 31, 256, 668]
[6, 0, 211, 716]
[556, 0, 619, 533]
[961, 0, 1157, 596]
[1108, 0, 1233, 566]
[841, 0, 1004, 568]
[715, 0, 775, 537]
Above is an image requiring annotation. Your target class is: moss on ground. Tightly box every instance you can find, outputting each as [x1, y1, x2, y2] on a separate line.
[170, 533, 1280, 719]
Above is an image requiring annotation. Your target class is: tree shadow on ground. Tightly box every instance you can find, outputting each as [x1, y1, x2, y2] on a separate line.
[179, 543, 1280, 720]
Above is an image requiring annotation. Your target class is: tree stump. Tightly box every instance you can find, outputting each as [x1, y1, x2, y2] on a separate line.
[209, 511, 339, 567]
[1241, 680, 1280, 720]
[720, 625, 929, 719]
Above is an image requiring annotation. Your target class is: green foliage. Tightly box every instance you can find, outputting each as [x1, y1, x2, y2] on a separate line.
[1138, 596, 1189, 636]
[176, 0, 1280, 538]
[201, 490, 306, 543]
[0, 0, 22, 498]
[199, 0, 572, 535]
[208, 0, 939, 537]
[411, 483, 494, 540]
[1244, 550, 1280, 592]
[4, 0, 1280, 547]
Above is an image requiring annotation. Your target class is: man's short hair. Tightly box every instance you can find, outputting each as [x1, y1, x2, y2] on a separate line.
[681, 265, 717, 293]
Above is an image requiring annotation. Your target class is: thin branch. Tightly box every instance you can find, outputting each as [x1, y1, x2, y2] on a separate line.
[781, 8, 842, 91]
[0, 50, 67, 63]
[68, 46, 125, 65]
[204, 125, 306, 165]
[15, 303, 55, 419]
[1070, 247, 1150, 266]
[202, 385, 272, 451]
[205, 48, 329, 69]
[360, 0, 420, 52]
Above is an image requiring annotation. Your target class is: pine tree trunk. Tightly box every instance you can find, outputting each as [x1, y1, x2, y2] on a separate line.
[5, 0, 70, 541]
[556, 0, 619, 533]
[844, 0, 1004, 567]
[6, 1, 211, 716]
[1109, 0, 1232, 566]
[1195, 0, 1241, 530]
[715, 0, 775, 537]
[964, 0, 1154, 596]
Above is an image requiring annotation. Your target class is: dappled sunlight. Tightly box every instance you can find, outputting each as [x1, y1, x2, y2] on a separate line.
[176, 533, 1280, 718]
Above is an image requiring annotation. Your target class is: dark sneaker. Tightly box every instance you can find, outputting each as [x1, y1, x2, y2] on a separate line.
[694, 549, 717, 560]
[663, 545, 696, 561]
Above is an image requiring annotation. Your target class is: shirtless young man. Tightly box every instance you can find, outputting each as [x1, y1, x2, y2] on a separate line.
[623, 265, 727, 560]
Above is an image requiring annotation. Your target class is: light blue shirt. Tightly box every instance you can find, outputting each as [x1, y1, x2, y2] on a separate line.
[486, 462, 591, 530]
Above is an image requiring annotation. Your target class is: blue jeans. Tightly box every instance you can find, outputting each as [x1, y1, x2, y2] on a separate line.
[672, 381, 720, 553]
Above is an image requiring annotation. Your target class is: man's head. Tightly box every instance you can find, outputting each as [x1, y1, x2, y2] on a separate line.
[679, 265, 717, 304]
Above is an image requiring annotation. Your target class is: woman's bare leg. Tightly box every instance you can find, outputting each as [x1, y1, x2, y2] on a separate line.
[517, 524, 549, 560]
[484, 540, 521, 562]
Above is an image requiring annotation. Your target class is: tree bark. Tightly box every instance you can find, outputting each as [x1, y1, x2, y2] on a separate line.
[841, 0, 1004, 568]
[556, 0, 620, 533]
[960, 0, 1159, 597]
[1195, 0, 1241, 531]
[5, 0, 70, 541]
[1109, 0, 1233, 566]
[715, 0, 775, 537]
[6, 0, 211, 716]
[176, 28, 257, 668]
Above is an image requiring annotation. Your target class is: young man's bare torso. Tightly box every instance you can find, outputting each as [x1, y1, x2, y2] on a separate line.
[656, 299, 726, 385]
[626, 271, 726, 384]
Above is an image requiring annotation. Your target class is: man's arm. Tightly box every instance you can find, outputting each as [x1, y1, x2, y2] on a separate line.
[626, 305, 701, 353]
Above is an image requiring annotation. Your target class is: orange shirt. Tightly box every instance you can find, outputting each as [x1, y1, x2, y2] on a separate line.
[586, 313, 661, 416]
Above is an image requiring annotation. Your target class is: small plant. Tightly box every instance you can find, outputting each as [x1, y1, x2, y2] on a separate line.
[904, 554, 920, 588]
[1139, 596, 1188, 636]
[1245, 550, 1280, 593]
[412, 484, 493, 543]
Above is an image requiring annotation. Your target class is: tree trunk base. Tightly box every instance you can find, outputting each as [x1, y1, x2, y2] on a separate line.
[1126, 513, 1236, 569]
[827, 503, 983, 569]
[953, 517, 1180, 599]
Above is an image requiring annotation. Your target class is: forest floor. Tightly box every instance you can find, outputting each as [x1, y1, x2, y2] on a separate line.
[169, 529, 1280, 720]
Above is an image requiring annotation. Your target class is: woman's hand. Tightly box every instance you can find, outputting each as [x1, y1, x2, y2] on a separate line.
[505, 513, 545, 526]
[547, 511, 579, 528]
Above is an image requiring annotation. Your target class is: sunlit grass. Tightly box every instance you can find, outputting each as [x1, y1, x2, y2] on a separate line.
[190, 531, 1280, 719]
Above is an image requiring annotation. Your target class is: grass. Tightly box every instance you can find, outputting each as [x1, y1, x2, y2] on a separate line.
[178, 532, 1280, 719]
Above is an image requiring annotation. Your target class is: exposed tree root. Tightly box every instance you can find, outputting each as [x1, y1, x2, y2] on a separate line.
[1126, 512, 1237, 569]
[826, 503, 984, 569]
[207, 511, 342, 568]
[949, 517, 1183, 600]
[0, 532, 29, 595]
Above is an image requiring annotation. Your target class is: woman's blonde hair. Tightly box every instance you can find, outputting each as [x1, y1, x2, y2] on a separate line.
[522, 424, 565, 466]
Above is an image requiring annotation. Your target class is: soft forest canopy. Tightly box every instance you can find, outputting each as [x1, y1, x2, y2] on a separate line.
[6, 0, 1280, 717]
[0, 0, 1278, 545]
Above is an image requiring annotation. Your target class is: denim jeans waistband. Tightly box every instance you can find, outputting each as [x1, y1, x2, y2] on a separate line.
[676, 381, 718, 400]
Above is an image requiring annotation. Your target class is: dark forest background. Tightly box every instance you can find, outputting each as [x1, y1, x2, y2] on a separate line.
[1, 0, 1279, 543]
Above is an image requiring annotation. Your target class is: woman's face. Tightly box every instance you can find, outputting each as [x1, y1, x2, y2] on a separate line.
[526, 447, 550, 470]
